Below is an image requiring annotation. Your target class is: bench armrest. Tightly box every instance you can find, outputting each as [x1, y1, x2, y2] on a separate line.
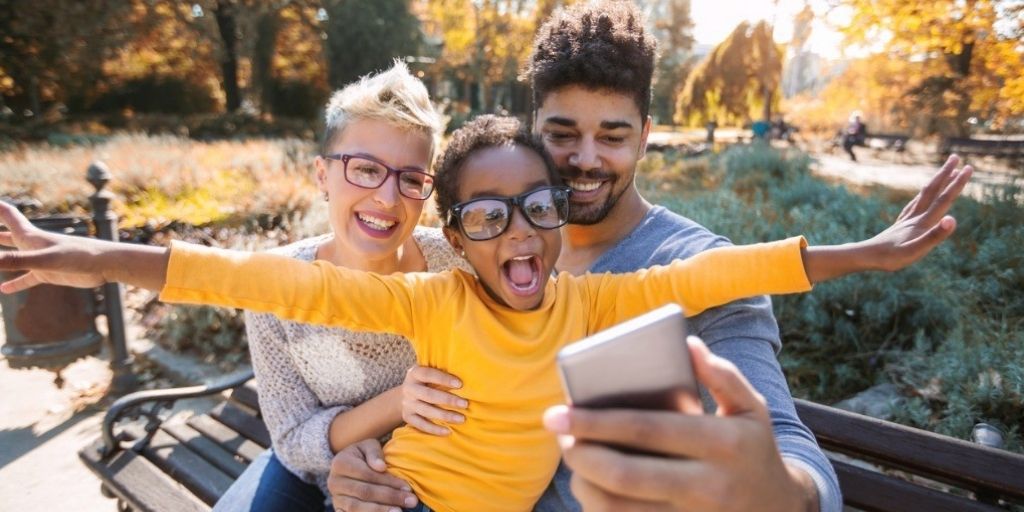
[100, 369, 256, 458]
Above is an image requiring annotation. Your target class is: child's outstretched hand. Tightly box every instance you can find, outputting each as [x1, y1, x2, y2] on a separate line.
[804, 155, 972, 283]
[0, 200, 108, 292]
[863, 154, 971, 271]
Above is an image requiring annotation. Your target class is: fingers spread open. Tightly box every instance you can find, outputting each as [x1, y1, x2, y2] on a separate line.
[0, 272, 41, 294]
[921, 165, 972, 227]
[0, 201, 33, 233]
[913, 153, 958, 216]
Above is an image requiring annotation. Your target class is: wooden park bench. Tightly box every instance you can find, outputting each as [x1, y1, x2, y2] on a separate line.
[940, 137, 1024, 165]
[864, 133, 911, 162]
[80, 375, 1024, 511]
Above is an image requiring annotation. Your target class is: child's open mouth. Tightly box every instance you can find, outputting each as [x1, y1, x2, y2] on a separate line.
[502, 254, 543, 297]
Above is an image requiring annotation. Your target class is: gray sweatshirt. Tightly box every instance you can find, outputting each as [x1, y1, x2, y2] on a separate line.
[533, 206, 842, 512]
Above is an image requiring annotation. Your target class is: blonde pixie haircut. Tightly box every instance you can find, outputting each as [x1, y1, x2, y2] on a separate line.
[321, 60, 442, 158]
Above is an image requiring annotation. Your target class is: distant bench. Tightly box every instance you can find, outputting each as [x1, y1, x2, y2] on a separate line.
[941, 137, 1024, 164]
[865, 133, 911, 154]
[80, 374, 1024, 511]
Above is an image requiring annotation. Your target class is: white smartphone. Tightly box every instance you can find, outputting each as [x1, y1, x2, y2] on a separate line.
[556, 303, 701, 414]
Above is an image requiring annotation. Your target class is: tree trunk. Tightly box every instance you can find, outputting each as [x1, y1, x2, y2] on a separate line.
[214, 1, 241, 112]
[762, 86, 772, 122]
[252, 9, 281, 115]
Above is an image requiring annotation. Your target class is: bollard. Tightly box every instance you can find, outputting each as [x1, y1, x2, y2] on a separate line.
[0, 214, 103, 372]
[88, 161, 136, 394]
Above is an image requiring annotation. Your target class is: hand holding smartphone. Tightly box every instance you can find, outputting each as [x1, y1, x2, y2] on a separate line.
[556, 303, 702, 415]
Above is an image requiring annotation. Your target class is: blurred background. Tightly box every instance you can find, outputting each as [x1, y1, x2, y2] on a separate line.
[1, 0, 1022, 461]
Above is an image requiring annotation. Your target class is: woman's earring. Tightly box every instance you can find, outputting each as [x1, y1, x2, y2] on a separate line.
[322, 191, 329, 202]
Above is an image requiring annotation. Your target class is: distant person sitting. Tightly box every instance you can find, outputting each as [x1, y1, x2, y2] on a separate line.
[842, 111, 868, 161]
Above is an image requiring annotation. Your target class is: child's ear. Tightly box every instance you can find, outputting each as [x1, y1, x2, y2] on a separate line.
[442, 226, 466, 258]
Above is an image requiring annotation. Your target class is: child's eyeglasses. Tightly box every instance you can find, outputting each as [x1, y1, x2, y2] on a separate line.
[447, 186, 572, 241]
[322, 153, 435, 200]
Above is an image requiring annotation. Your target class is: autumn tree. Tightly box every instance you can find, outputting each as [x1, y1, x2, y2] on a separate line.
[0, 0, 134, 116]
[647, 0, 695, 124]
[323, 0, 422, 89]
[830, 0, 1023, 134]
[675, 21, 782, 126]
[422, 0, 536, 114]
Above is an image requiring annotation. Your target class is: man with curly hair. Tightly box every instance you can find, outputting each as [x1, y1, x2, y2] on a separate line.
[525, 2, 842, 511]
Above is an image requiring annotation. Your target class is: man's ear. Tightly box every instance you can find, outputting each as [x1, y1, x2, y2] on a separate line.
[442, 226, 465, 257]
[637, 115, 653, 160]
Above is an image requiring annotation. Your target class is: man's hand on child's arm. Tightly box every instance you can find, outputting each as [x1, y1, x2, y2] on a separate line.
[803, 155, 971, 284]
[328, 438, 419, 511]
[0, 200, 169, 293]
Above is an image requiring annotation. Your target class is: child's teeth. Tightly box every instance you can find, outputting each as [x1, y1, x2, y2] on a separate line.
[569, 180, 601, 192]
[358, 213, 396, 231]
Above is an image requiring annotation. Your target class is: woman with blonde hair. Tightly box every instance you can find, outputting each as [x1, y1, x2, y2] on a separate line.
[213, 61, 469, 511]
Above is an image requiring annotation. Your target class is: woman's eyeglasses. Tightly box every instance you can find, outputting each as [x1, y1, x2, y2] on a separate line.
[446, 186, 571, 241]
[323, 153, 435, 200]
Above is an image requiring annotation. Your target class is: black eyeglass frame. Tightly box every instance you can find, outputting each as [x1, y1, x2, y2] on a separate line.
[446, 185, 572, 241]
[322, 153, 435, 200]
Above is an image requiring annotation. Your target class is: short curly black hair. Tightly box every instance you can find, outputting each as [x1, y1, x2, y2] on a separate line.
[523, 0, 657, 120]
[434, 115, 560, 225]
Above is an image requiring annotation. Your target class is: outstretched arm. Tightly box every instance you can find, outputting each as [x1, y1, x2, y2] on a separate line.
[0, 201, 168, 293]
[803, 155, 971, 283]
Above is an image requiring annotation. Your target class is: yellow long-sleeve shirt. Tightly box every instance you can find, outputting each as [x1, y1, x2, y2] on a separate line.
[160, 236, 811, 512]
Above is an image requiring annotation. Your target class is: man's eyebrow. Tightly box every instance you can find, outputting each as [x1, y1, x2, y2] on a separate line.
[600, 120, 634, 130]
[542, 116, 577, 127]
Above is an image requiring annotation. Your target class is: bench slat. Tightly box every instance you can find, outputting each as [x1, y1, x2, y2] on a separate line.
[796, 399, 1024, 501]
[142, 429, 235, 505]
[79, 438, 210, 512]
[832, 460, 1004, 512]
[187, 414, 267, 461]
[163, 422, 249, 479]
[209, 401, 272, 447]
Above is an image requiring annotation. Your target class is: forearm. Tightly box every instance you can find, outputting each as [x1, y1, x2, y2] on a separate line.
[801, 242, 879, 284]
[100, 242, 169, 290]
[328, 387, 404, 453]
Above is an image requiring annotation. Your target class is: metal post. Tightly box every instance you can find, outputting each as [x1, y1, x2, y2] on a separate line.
[87, 161, 135, 394]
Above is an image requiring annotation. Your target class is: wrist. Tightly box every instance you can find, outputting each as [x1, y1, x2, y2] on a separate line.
[783, 463, 820, 512]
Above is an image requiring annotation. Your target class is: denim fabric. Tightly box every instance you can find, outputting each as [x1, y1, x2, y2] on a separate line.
[213, 449, 327, 512]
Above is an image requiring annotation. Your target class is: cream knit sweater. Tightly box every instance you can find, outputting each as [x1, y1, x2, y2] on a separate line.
[243, 226, 468, 497]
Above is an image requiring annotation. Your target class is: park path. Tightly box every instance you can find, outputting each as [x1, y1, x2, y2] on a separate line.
[811, 153, 1017, 202]
[0, 351, 113, 511]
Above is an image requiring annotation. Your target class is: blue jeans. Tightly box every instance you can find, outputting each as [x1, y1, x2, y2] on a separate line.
[214, 449, 327, 512]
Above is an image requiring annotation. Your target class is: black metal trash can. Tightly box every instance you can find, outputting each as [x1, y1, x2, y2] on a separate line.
[0, 215, 103, 369]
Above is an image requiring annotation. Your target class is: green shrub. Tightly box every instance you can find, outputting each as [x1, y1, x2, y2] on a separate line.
[147, 304, 249, 371]
[641, 143, 1024, 451]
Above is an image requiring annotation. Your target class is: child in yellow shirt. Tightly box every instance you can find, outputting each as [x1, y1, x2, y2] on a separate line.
[0, 116, 969, 512]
